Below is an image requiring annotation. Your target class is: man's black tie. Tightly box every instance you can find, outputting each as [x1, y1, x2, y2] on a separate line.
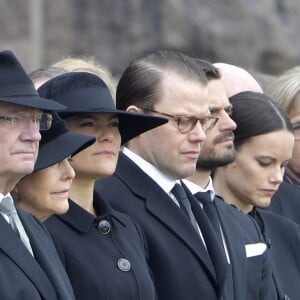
[189, 191, 228, 291]
[195, 191, 223, 243]
[195, 192, 234, 298]
[172, 183, 227, 281]
[171, 183, 199, 232]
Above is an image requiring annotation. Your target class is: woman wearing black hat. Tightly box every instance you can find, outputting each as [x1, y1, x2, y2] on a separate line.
[38, 72, 168, 300]
[14, 112, 95, 221]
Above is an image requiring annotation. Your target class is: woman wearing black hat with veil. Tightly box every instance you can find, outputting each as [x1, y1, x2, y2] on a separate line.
[37, 72, 168, 300]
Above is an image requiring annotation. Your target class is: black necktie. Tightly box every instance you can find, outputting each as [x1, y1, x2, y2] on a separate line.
[195, 191, 223, 243]
[171, 183, 199, 232]
[188, 191, 228, 291]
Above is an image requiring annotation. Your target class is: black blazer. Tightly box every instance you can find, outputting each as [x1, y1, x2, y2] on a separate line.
[95, 153, 276, 300]
[45, 194, 157, 300]
[252, 209, 300, 300]
[268, 181, 300, 225]
[0, 208, 75, 300]
[212, 197, 276, 300]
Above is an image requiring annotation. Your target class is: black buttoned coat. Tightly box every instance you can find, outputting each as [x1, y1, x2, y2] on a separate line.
[45, 195, 156, 300]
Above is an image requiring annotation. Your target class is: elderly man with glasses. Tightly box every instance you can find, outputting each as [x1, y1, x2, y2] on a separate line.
[0, 50, 75, 300]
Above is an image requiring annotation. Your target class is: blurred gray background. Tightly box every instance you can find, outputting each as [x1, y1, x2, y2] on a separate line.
[2, 0, 300, 78]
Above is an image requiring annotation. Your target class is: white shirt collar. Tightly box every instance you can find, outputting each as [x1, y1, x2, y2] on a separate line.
[183, 177, 215, 201]
[0, 193, 13, 222]
[122, 147, 177, 194]
[0, 192, 12, 203]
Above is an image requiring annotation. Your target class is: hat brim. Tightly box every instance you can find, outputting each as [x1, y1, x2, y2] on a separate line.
[60, 109, 168, 144]
[0, 95, 66, 111]
[117, 112, 168, 144]
[34, 132, 95, 171]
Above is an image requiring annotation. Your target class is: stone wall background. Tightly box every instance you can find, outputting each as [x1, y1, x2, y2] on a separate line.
[1, 0, 299, 77]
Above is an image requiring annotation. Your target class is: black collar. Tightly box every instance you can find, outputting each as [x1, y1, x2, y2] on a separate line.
[56, 193, 126, 233]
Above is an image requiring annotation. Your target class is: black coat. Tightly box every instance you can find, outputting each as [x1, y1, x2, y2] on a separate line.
[95, 153, 276, 300]
[0, 208, 75, 300]
[268, 181, 300, 225]
[252, 208, 300, 300]
[45, 194, 156, 300]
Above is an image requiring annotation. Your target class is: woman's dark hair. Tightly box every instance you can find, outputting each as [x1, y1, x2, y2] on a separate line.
[229, 91, 293, 149]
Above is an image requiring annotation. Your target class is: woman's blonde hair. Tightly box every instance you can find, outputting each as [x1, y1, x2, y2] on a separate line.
[266, 66, 300, 116]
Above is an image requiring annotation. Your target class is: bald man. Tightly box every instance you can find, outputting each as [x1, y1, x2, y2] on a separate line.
[213, 62, 263, 97]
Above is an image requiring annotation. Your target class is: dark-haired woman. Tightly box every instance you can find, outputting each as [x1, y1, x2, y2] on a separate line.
[213, 91, 300, 300]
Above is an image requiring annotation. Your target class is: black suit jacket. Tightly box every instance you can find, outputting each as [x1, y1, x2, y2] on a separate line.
[268, 181, 300, 225]
[212, 197, 276, 300]
[95, 153, 275, 300]
[253, 209, 300, 300]
[0, 208, 75, 300]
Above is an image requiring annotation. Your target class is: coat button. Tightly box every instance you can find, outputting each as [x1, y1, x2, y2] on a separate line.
[97, 220, 110, 234]
[117, 258, 131, 272]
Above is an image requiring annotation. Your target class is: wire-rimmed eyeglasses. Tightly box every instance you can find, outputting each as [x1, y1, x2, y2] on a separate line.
[139, 107, 218, 134]
[0, 112, 53, 131]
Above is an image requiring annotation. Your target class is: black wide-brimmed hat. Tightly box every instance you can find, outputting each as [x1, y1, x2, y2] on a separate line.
[38, 72, 168, 144]
[34, 112, 95, 171]
[0, 50, 65, 110]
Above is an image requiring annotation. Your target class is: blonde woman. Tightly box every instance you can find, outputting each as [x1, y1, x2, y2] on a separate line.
[266, 66, 300, 224]
[38, 71, 167, 300]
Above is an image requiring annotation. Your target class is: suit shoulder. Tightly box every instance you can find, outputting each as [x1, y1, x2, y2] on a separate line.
[215, 197, 251, 221]
[215, 197, 262, 236]
[258, 209, 300, 231]
[275, 181, 300, 197]
[271, 181, 300, 206]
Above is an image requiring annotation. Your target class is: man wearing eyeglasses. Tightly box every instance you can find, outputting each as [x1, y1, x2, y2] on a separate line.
[95, 50, 232, 299]
[0, 50, 75, 300]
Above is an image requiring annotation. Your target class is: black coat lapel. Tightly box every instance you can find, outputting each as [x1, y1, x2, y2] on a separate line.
[214, 198, 247, 299]
[19, 210, 74, 300]
[115, 154, 217, 282]
[0, 214, 57, 299]
[184, 186, 228, 294]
